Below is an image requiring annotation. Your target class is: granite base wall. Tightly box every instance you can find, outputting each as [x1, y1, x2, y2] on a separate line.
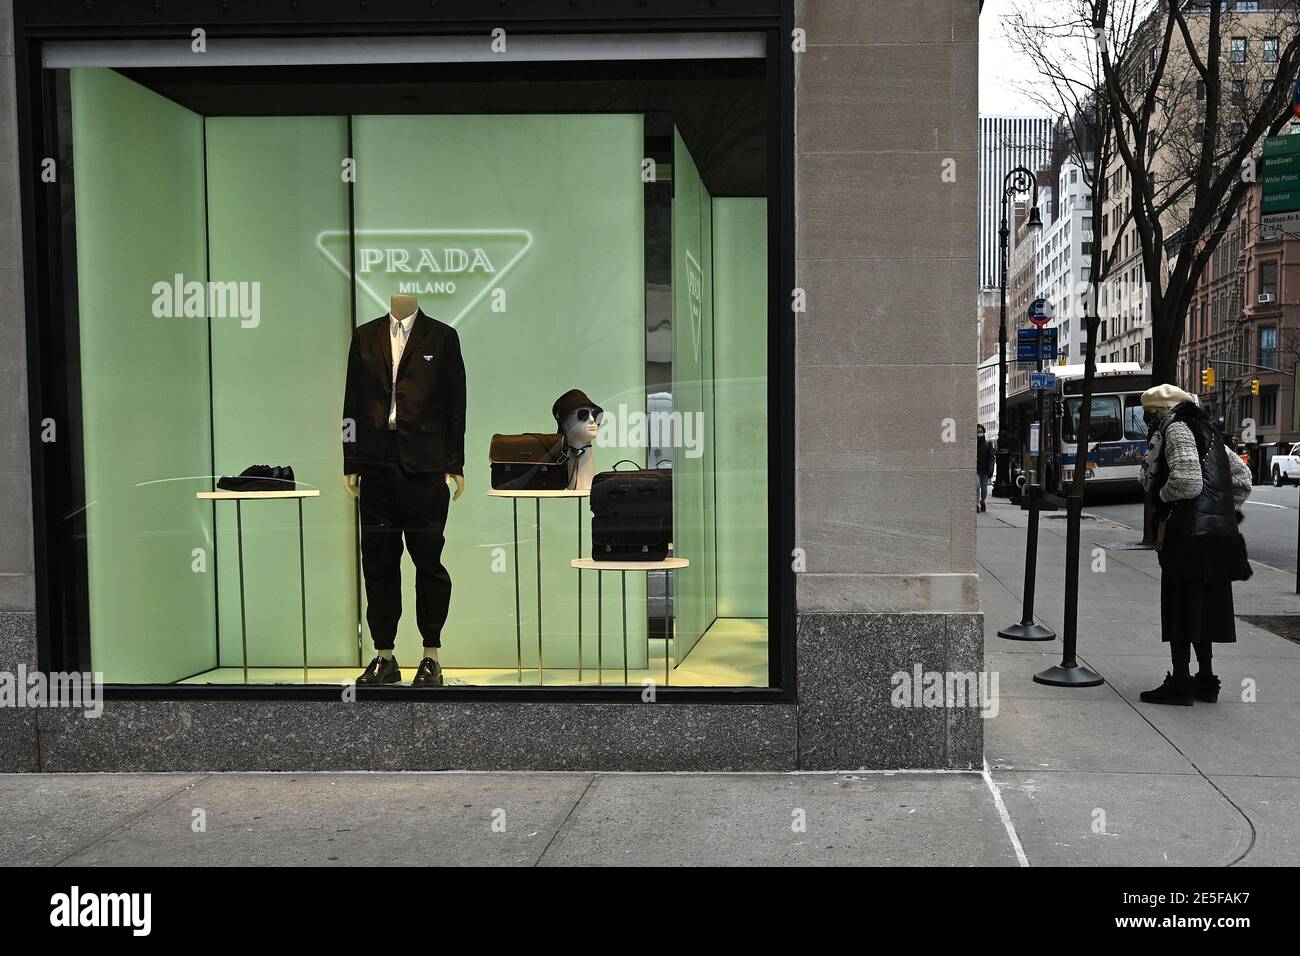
[3, 611, 983, 772]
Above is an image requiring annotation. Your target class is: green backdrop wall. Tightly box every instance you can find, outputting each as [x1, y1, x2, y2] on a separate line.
[672, 128, 718, 663]
[205, 116, 358, 668]
[712, 197, 769, 618]
[72, 68, 215, 683]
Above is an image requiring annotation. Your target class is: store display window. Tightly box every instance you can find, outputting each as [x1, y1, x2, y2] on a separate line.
[36, 38, 782, 691]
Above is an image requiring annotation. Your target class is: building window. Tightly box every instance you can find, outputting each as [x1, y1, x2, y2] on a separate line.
[1261, 389, 1278, 428]
[1144, 338, 1152, 364]
[1260, 259, 1278, 299]
[1260, 326, 1278, 369]
[1264, 38, 1279, 63]
[1231, 37, 1247, 64]
[1240, 395, 1252, 425]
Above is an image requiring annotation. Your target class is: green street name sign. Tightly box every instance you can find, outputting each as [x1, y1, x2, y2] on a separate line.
[1262, 135, 1300, 216]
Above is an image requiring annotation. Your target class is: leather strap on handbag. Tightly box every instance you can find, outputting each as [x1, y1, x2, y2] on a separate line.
[489, 433, 570, 491]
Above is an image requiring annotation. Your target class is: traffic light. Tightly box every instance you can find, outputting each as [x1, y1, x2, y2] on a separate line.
[1252, 379, 1260, 396]
[1202, 367, 1216, 389]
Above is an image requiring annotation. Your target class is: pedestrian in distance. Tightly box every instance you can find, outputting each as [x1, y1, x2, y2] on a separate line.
[976, 424, 994, 513]
[1137, 384, 1253, 706]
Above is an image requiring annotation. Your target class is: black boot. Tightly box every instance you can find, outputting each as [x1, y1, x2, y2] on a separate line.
[1195, 672, 1221, 703]
[1139, 672, 1195, 706]
[412, 656, 444, 687]
[356, 655, 401, 686]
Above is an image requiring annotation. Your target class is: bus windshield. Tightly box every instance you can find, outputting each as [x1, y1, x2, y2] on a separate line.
[1062, 396, 1122, 443]
[1122, 398, 1148, 440]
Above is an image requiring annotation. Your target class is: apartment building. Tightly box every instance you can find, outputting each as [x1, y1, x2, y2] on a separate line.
[1180, 182, 1300, 461]
[1098, 1, 1298, 369]
[1034, 159, 1095, 365]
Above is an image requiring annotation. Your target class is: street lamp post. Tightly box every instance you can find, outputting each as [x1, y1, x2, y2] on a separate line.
[993, 165, 1043, 497]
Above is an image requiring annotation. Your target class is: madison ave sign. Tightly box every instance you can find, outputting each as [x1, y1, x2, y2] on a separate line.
[316, 228, 533, 325]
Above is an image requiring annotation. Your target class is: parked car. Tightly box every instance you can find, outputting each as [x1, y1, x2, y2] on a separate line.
[1272, 443, 1300, 486]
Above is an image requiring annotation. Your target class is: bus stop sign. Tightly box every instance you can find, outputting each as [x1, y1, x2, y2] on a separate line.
[1028, 298, 1054, 327]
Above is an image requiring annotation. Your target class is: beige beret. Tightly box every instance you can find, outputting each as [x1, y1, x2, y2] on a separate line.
[1140, 383, 1197, 410]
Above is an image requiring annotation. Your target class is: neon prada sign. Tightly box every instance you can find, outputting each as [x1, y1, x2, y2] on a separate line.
[357, 246, 497, 275]
[316, 228, 533, 326]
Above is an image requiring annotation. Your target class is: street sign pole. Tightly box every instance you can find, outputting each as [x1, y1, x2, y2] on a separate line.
[1001, 300, 1057, 643]
[1036, 327, 1045, 488]
[1035, 495, 1104, 686]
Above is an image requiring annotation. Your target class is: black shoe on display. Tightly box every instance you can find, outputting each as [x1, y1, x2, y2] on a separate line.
[356, 655, 401, 686]
[1195, 672, 1221, 703]
[217, 464, 297, 492]
[412, 657, 444, 687]
[1139, 672, 1195, 706]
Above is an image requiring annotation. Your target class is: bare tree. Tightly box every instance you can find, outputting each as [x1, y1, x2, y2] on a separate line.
[1094, 0, 1300, 387]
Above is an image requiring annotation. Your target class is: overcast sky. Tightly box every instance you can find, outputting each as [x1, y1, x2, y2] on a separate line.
[980, 0, 1052, 118]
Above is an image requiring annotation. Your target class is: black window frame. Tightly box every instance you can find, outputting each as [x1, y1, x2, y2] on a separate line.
[13, 0, 798, 705]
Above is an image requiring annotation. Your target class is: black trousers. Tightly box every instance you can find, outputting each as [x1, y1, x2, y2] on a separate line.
[358, 452, 452, 651]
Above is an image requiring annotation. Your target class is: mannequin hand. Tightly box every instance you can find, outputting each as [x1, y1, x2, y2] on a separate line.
[343, 474, 360, 499]
[446, 473, 465, 502]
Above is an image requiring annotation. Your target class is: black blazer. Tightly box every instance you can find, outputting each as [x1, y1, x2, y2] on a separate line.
[342, 310, 466, 476]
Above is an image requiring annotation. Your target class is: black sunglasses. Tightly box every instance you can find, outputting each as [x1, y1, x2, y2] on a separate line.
[574, 406, 604, 424]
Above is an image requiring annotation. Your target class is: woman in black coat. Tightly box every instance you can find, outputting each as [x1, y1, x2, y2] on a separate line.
[1137, 384, 1253, 705]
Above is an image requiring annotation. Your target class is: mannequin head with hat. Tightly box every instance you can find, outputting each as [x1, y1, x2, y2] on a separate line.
[552, 389, 603, 490]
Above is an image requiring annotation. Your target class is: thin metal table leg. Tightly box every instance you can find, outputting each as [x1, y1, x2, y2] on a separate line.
[513, 499, 522, 683]
[665, 569, 672, 686]
[298, 498, 309, 686]
[577, 499, 582, 683]
[597, 571, 603, 686]
[536, 498, 543, 686]
[621, 569, 628, 685]
[236, 500, 249, 685]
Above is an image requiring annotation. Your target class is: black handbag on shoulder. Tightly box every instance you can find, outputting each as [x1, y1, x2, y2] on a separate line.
[590, 460, 672, 561]
[489, 433, 570, 491]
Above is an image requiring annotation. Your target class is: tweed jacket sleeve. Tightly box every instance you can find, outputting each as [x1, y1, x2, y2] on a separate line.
[1227, 445, 1252, 509]
[1158, 421, 1202, 503]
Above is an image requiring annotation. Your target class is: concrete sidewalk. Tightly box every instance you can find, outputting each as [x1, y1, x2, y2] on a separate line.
[979, 495, 1300, 867]
[2, 497, 1297, 866]
[0, 769, 1021, 866]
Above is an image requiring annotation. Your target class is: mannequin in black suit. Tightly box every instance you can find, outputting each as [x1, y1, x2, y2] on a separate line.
[342, 294, 466, 687]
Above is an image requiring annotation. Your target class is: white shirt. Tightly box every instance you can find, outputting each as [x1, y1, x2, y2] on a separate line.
[388, 312, 415, 429]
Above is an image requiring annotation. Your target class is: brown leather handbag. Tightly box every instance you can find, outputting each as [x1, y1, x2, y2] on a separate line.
[489, 433, 571, 490]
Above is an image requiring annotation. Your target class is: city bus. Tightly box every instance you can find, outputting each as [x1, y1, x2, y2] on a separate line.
[1004, 363, 1152, 496]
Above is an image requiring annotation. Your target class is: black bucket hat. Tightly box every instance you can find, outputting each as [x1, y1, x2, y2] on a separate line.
[552, 388, 603, 429]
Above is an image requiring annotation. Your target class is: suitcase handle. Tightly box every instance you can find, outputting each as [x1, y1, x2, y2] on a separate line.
[609, 459, 673, 471]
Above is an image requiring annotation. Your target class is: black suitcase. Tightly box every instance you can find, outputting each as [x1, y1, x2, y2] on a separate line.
[591, 515, 671, 562]
[590, 460, 671, 520]
[589, 460, 672, 561]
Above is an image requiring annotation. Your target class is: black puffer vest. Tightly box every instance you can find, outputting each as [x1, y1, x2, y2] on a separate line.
[1151, 402, 1251, 584]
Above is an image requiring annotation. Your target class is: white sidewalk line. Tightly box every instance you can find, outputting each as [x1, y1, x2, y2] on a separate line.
[982, 759, 1030, 868]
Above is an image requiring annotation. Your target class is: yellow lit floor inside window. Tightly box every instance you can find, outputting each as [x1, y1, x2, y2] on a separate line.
[178, 617, 769, 688]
